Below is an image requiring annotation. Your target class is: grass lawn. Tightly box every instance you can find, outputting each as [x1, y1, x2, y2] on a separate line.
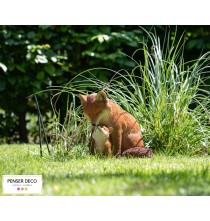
[0, 144, 210, 196]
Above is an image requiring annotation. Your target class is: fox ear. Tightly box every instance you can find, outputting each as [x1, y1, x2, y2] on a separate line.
[78, 94, 87, 104]
[108, 127, 113, 134]
[96, 91, 108, 102]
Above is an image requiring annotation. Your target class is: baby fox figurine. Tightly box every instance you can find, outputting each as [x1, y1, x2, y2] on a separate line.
[92, 125, 113, 156]
[92, 125, 153, 158]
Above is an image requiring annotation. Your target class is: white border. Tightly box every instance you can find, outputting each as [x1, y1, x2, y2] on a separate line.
[0, 196, 209, 221]
[1, 0, 209, 25]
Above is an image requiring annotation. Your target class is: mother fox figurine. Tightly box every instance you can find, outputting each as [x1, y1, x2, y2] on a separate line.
[78, 91, 153, 158]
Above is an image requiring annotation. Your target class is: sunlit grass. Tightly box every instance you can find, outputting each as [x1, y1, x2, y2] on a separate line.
[1, 145, 210, 196]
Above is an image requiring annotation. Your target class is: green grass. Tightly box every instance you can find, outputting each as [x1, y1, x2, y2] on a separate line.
[1, 144, 210, 196]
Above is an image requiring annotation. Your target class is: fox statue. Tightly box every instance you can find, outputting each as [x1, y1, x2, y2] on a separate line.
[92, 125, 113, 156]
[78, 90, 153, 157]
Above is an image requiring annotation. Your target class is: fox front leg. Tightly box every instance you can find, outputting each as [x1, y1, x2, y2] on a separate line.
[111, 130, 122, 157]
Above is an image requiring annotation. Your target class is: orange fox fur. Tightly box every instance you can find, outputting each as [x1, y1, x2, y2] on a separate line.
[92, 125, 113, 156]
[79, 91, 149, 157]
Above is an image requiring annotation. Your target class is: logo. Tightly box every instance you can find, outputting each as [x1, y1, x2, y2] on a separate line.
[2, 175, 42, 194]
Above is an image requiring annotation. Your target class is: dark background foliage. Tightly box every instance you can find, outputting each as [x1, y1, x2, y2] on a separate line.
[0, 25, 210, 143]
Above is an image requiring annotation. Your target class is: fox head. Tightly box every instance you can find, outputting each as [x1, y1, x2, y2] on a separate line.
[92, 126, 113, 142]
[78, 91, 111, 126]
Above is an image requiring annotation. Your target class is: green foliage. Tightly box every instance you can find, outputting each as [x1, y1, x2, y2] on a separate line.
[0, 144, 210, 195]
